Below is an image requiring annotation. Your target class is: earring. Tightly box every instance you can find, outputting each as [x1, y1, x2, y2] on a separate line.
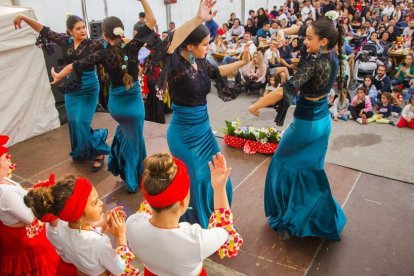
[78, 219, 82, 233]
[67, 36, 73, 44]
[317, 46, 323, 59]
[103, 40, 108, 49]
[189, 50, 195, 64]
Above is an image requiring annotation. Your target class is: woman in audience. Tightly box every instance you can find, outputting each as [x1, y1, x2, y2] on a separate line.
[243, 51, 268, 95]
[126, 153, 243, 276]
[349, 87, 374, 124]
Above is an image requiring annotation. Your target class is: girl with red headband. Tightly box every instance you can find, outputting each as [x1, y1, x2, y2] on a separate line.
[24, 175, 139, 275]
[0, 135, 63, 275]
[126, 153, 243, 276]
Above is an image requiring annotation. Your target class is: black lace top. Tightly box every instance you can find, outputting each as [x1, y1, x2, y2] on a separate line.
[149, 34, 221, 106]
[72, 25, 159, 88]
[39, 26, 103, 71]
[283, 52, 339, 103]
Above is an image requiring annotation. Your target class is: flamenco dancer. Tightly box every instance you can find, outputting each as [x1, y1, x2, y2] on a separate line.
[51, 0, 159, 192]
[13, 14, 110, 171]
[150, 0, 250, 228]
[0, 135, 77, 275]
[248, 16, 347, 241]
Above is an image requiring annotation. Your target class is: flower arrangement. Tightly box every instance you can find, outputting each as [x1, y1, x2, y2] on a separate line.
[222, 120, 283, 155]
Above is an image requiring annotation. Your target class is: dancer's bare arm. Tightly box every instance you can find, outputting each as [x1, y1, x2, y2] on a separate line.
[139, 0, 156, 30]
[13, 14, 43, 32]
[218, 45, 250, 76]
[167, 0, 217, 54]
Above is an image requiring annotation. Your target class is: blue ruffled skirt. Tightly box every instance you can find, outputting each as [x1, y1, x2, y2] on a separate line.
[167, 104, 233, 228]
[108, 82, 147, 192]
[65, 71, 110, 161]
[264, 97, 346, 241]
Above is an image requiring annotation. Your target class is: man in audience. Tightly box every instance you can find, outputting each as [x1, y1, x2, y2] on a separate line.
[165, 22, 176, 35]
[373, 65, 391, 102]
[256, 22, 271, 42]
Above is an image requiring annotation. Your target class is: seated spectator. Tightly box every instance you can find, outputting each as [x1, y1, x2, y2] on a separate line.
[256, 8, 269, 29]
[349, 87, 374, 124]
[227, 12, 236, 29]
[401, 18, 413, 37]
[161, 31, 169, 40]
[379, 31, 392, 55]
[222, 32, 256, 65]
[226, 18, 245, 41]
[256, 22, 271, 42]
[373, 65, 391, 100]
[264, 39, 290, 84]
[341, 17, 354, 36]
[244, 18, 257, 36]
[269, 21, 280, 37]
[263, 75, 278, 96]
[405, 79, 414, 103]
[217, 23, 229, 36]
[207, 35, 227, 66]
[290, 37, 301, 58]
[277, 35, 294, 68]
[392, 54, 414, 89]
[386, 25, 397, 43]
[330, 89, 350, 121]
[391, 86, 403, 115]
[364, 21, 375, 35]
[356, 75, 378, 106]
[366, 92, 396, 125]
[397, 93, 414, 128]
[366, 32, 384, 56]
[241, 51, 267, 95]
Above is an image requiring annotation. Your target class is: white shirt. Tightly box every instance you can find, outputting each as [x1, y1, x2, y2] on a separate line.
[235, 41, 257, 57]
[382, 5, 395, 17]
[47, 221, 126, 276]
[264, 48, 281, 66]
[302, 6, 316, 21]
[126, 212, 228, 276]
[0, 181, 34, 225]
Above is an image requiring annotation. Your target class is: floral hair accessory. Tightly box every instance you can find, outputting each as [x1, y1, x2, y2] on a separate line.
[121, 65, 127, 70]
[325, 11, 339, 22]
[65, 12, 72, 19]
[121, 43, 126, 49]
[124, 56, 129, 62]
[113, 27, 124, 37]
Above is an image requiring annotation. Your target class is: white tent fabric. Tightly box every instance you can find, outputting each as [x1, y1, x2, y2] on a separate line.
[0, 6, 60, 146]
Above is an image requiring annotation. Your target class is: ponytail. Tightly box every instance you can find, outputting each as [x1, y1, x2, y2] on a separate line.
[112, 37, 133, 90]
[336, 23, 344, 90]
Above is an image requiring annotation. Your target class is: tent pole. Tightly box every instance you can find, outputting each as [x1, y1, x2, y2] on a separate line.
[80, 0, 90, 37]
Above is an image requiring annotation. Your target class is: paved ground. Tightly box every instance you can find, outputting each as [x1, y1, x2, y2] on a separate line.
[8, 108, 414, 275]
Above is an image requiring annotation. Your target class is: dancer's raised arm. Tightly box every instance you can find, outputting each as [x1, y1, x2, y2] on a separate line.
[167, 0, 217, 54]
[139, 0, 156, 30]
[13, 14, 43, 32]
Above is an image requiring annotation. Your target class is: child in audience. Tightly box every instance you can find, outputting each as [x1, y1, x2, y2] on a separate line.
[330, 89, 350, 121]
[366, 92, 395, 125]
[24, 175, 138, 275]
[397, 93, 414, 129]
[263, 75, 278, 96]
[356, 75, 378, 106]
[391, 86, 403, 116]
[126, 153, 243, 276]
[349, 87, 374, 124]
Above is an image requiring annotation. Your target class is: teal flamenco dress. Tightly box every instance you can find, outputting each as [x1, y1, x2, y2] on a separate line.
[264, 53, 346, 241]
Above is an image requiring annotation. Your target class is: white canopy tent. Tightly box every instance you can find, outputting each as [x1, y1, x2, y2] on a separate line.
[0, 6, 60, 146]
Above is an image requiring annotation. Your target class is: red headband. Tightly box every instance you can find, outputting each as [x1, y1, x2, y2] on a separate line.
[142, 157, 190, 208]
[58, 177, 93, 223]
[0, 135, 9, 156]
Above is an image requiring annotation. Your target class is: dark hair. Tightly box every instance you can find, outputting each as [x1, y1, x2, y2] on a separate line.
[249, 9, 255, 14]
[381, 92, 392, 103]
[181, 24, 210, 47]
[142, 153, 178, 213]
[357, 86, 368, 95]
[377, 64, 386, 71]
[66, 15, 84, 35]
[102, 16, 133, 89]
[24, 175, 76, 219]
[311, 17, 344, 89]
[392, 86, 402, 94]
[363, 75, 373, 88]
[244, 31, 252, 37]
[139, 12, 145, 18]
[234, 18, 241, 25]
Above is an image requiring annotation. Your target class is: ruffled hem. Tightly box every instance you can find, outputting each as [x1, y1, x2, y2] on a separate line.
[115, 245, 139, 276]
[108, 126, 146, 192]
[208, 208, 243, 259]
[264, 159, 346, 241]
[69, 125, 110, 161]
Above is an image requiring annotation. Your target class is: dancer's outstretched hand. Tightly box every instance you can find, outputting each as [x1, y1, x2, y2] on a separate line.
[241, 44, 251, 64]
[248, 105, 260, 116]
[209, 153, 231, 191]
[197, 0, 217, 22]
[13, 15, 23, 29]
[50, 67, 63, 85]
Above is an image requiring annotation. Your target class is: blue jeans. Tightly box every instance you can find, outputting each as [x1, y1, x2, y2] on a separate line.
[222, 56, 238, 65]
[405, 88, 414, 102]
